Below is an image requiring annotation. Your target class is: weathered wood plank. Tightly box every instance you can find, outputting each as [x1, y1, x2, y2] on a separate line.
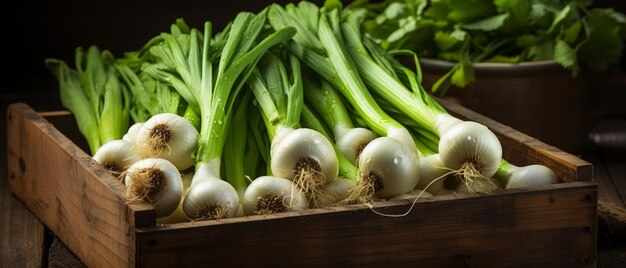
[136, 183, 597, 267]
[48, 237, 86, 268]
[602, 152, 626, 205]
[0, 168, 47, 268]
[6, 103, 156, 268]
[439, 97, 594, 183]
[598, 201, 626, 243]
[584, 148, 624, 207]
[596, 150, 626, 242]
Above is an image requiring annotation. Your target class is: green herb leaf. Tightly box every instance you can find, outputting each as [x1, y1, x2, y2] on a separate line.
[324, 0, 343, 11]
[484, 55, 521, 63]
[450, 27, 468, 41]
[448, 0, 496, 23]
[434, 31, 461, 51]
[548, 5, 572, 33]
[383, 2, 407, 20]
[494, 0, 531, 29]
[554, 39, 576, 69]
[530, 2, 547, 21]
[426, 0, 451, 20]
[451, 49, 474, 87]
[527, 41, 554, 61]
[563, 21, 582, 44]
[579, 9, 625, 72]
[516, 34, 539, 47]
[462, 13, 509, 31]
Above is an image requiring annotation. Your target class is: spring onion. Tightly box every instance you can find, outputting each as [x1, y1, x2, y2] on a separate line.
[304, 76, 377, 165]
[495, 160, 558, 189]
[92, 139, 140, 179]
[300, 104, 359, 206]
[247, 51, 338, 208]
[141, 10, 296, 220]
[157, 171, 194, 224]
[124, 158, 183, 218]
[269, 2, 420, 201]
[340, 7, 503, 188]
[46, 46, 131, 154]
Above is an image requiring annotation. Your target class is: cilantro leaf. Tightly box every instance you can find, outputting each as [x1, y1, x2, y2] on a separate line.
[462, 13, 509, 31]
[484, 55, 521, 63]
[435, 31, 461, 51]
[494, 0, 531, 30]
[527, 41, 554, 61]
[554, 39, 577, 71]
[548, 5, 572, 33]
[451, 47, 474, 87]
[579, 9, 625, 72]
[563, 21, 582, 44]
[358, 0, 626, 91]
[447, 0, 497, 23]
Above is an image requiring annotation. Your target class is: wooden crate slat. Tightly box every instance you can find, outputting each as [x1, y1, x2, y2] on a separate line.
[135, 183, 596, 267]
[6, 103, 156, 268]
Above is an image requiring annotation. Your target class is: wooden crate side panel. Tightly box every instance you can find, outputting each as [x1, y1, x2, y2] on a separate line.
[6, 104, 156, 268]
[439, 98, 593, 183]
[136, 183, 596, 267]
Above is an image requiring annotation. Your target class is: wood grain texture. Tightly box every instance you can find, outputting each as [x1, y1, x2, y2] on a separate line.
[48, 237, 86, 268]
[136, 183, 597, 267]
[602, 153, 626, 205]
[598, 201, 626, 242]
[0, 164, 46, 268]
[6, 103, 156, 268]
[585, 149, 624, 207]
[439, 97, 594, 183]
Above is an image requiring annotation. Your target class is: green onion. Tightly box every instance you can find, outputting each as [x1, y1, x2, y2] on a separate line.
[46, 46, 130, 154]
[247, 50, 338, 209]
[269, 3, 420, 201]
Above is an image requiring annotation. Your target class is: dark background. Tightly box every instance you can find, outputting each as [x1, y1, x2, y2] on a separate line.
[1, 0, 315, 100]
[0, 0, 324, 162]
[1, 0, 626, 266]
[0, 0, 624, 104]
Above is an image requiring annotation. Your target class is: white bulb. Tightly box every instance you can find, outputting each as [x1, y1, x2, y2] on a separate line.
[135, 113, 198, 170]
[335, 127, 377, 164]
[505, 165, 558, 189]
[438, 121, 502, 178]
[358, 136, 420, 198]
[242, 176, 307, 215]
[123, 122, 144, 144]
[183, 163, 239, 220]
[93, 139, 140, 175]
[125, 158, 183, 218]
[271, 128, 338, 184]
[318, 178, 357, 207]
[157, 172, 194, 224]
[456, 179, 499, 194]
[416, 154, 455, 195]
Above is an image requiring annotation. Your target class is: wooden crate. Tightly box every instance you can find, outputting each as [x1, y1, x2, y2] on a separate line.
[6, 99, 596, 267]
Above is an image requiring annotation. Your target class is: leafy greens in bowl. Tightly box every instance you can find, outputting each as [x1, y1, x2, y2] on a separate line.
[352, 0, 626, 92]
